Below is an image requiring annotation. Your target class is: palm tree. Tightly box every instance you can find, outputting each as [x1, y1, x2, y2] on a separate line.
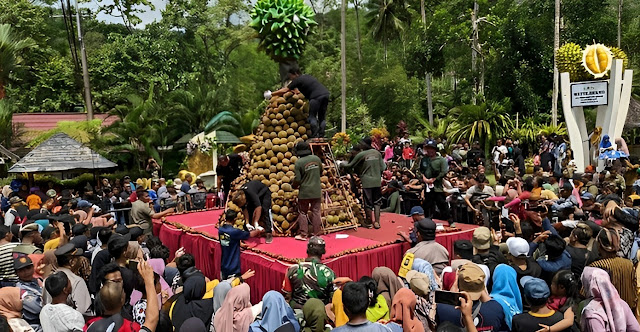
[365, 0, 409, 63]
[0, 99, 13, 147]
[0, 24, 34, 100]
[203, 109, 261, 138]
[449, 99, 514, 155]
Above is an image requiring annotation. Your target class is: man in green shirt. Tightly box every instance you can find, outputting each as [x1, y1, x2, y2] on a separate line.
[293, 141, 323, 240]
[341, 138, 386, 229]
[420, 139, 450, 221]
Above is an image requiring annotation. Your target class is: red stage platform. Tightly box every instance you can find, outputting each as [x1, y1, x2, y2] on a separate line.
[153, 210, 477, 302]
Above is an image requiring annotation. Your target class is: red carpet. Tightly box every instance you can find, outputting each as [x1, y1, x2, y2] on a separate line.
[156, 210, 477, 302]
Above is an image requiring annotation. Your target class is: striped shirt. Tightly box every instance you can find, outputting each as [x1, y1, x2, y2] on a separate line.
[0, 242, 19, 281]
[589, 257, 637, 312]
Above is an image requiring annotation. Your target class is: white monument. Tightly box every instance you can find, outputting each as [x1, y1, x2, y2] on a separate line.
[560, 59, 633, 172]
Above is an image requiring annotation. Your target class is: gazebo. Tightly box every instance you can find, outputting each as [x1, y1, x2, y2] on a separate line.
[9, 133, 117, 180]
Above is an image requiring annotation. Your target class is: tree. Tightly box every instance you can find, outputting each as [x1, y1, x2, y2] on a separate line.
[0, 24, 34, 99]
[449, 99, 514, 154]
[365, 0, 409, 62]
[93, 0, 156, 32]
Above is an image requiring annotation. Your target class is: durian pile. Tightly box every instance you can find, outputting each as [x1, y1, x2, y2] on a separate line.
[557, 42, 628, 81]
[225, 91, 309, 234]
[224, 91, 360, 234]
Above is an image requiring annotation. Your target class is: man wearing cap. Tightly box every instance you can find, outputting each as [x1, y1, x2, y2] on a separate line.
[451, 239, 474, 267]
[4, 196, 23, 226]
[293, 141, 323, 240]
[341, 138, 386, 229]
[14, 254, 43, 331]
[282, 236, 336, 309]
[42, 243, 91, 314]
[471, 227, 507, 273]
[512, 277, 565, 331]
[404, 207, 449, 275]
[131, 191, 175, 236]
[436, 263, 507, 330]
[547, 182, 578, 213]
[420, 139, 449, 220]
[14, 223, 43, 254]
[0, 225, 18, 286]
[506, 237, 541, 287]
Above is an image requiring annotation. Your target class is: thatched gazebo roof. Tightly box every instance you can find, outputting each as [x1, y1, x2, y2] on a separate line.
[624, 98, 640, 129]
[8, 133, 117, 173]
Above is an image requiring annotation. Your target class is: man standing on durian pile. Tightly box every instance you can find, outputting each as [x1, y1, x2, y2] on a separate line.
[272, 67, 330, 139]
[340, 137, 386, 229]
[292, 141, 323, 241]
[231, 180, 274, 243]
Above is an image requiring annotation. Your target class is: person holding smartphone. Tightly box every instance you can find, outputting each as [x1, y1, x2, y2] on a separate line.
[436, 263, 508, 331]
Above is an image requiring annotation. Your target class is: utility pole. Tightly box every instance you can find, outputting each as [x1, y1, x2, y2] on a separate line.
[74, 0, 93, 120]
[471, 0, 478, 104]
[618, 0, 623, 48]
[340, 0, 347, 132]
[552, 0, 560, 126]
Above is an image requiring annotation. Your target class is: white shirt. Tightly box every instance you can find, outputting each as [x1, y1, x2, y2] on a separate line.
[4, 208, 16, 226]
[40, 303, 85, 332]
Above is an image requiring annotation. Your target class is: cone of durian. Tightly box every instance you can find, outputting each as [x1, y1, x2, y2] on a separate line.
[224, 91, 311, 234]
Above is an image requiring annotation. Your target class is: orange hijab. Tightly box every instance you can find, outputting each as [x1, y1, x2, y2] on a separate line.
[0, 287, 22, 319]
[389, 288, 425, 332]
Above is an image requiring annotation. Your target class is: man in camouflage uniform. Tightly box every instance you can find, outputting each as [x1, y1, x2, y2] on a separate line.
[282, 236, 335, 309]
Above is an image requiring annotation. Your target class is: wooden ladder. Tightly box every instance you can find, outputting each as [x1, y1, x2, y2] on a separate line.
[309, 141, 358, 233]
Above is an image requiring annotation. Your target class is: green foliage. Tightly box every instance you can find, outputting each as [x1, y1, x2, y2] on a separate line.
[28, 119, 105, 148]
[449, 99, 514, 153]
[0, 23, 35, 97]
[91, 0, 155, 32]
[0, 99, 14, 147]
[250, 0, 317, 60]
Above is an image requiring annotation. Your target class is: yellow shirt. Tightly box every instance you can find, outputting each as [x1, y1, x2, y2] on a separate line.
[26, 194, 42, 210]
[540, 190, 558, 200]
[44, 238, 60, 251]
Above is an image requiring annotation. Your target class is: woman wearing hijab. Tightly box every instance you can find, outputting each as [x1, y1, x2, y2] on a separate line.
[490, 264, 522, 330]
[213, 283, 255, 332]
[588, 228, 637, 312]
[0, 286, 33, 332]
[302, 298, 328, 332]
[180, 317, 208, 332]
[249, 291, 300, 332]
[385, 288, 425, 332]
[170, 270, 214, 331]
[372, 267, 404, 308]
[581, 267, 640, 332]
[410, 259, 439, 331]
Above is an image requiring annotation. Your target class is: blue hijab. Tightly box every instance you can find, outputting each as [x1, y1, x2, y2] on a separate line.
[411, 258, 439, 292]
[249, 291, 300, 332]
[490, 264, 522, 329]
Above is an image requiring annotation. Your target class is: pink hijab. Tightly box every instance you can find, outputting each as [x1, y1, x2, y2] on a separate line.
[213, 283, 253, 332]
[581, 267, 638, 332]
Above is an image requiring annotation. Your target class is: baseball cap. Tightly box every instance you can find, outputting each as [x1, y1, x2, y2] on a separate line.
[115, 224, 129, 235]
[41, 226, 57, 241]
[409, 206, 424, 216]
[128, 226, 144, 240]
[506, 237, 529, 257]
[561, 182, 574, 192]
[46, 189, 57, 198]
[454, 240, 473, 259]
[520, 276, 550, 300]
[20, 223, 40, 236]
[405, 270, 430, 297]
[72, 223, 88, 236]
[308, 236, 326, 256]
[471, 227, 491, 250]
[77, 200, 91, 208]
[9, 197, 22, 205]
[581, 192, 594, 201]
[415, 218, 436, 240]
[457, 263, 486, 300]
[54, 243, 84, 257]
[424, 139, 437, 149]
[13, 254, 33, 271]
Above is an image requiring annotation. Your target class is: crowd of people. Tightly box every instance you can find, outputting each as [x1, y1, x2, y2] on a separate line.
[0, 130, 639, 332]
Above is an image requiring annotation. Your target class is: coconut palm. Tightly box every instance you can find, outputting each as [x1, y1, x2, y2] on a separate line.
[411, 115, 456, 143]
[0, 24, 34, 100]
[449, 99, 514, 155]
[365, 0, 409, 62]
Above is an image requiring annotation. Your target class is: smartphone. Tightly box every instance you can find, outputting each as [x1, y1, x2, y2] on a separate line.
[435, 290, 463, 307]
[128, 260, 138, 271]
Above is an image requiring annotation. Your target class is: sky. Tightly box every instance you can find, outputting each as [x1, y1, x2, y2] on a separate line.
[82, 0, 167, 27]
